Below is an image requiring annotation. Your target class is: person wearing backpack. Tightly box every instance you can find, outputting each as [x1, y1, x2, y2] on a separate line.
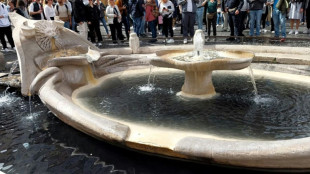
[0, 1, 15, 52]
[29, 0, 44, 20]
[55, 0, 72, 28]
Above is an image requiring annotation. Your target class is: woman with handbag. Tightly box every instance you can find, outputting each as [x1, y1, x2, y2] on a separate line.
[205, 0, 218, 40]
[106, 0, 124, 44]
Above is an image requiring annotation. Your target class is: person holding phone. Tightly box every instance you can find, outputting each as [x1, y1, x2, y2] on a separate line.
[159, 0, 175, 43]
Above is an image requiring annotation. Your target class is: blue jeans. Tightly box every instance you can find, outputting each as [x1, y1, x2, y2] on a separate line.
[272, 8, 286, 38]
[249, 10, 262, 36]
[140, 12, 146, 34]
[216, 12, 222, 25]
[133, 16, 142, 36]
[196, 7, 204, 29]
[64, 21, 70, 29]
[100, 17, 109, 35]
[148, 20, 157, 38]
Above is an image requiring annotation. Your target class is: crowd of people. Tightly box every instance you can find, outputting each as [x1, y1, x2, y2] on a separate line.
[0, 0, 310, 50]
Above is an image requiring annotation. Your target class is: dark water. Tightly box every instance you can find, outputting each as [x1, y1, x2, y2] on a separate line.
[0, 86, 272, 174]
[76, 72, 310, 140]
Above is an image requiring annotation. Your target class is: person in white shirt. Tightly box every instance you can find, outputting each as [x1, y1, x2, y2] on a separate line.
[159, 0, 175, 43]
[29, 0, 44, 20]
[55, 0, 72, 28]
[0, 2, 15, 52]
[44, 0, 55, 20]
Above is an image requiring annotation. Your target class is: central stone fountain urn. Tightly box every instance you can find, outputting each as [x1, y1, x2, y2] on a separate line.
[150, 30, 254, 99]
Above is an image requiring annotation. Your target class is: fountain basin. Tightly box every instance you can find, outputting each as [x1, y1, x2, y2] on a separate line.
[38, 67, 310, 169]
[151, 50, 254, 99]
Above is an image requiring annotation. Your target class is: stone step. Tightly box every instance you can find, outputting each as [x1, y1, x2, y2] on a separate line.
[254, 52, 310, 65]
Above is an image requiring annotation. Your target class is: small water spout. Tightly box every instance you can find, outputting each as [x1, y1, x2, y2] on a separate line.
[8, 60, 18, 78]
[193, 29, 205, 57]
[147, 65, 153, 86]
[28, 95, 32, 116]
[248, 66, 258, 96]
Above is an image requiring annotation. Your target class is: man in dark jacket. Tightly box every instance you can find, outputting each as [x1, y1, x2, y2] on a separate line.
[248, 0, 266, 36]
[302, 0, 310, 33]
[29, 0, 43, 20]
[129, 0, 145, 37]
[224, 0, 243, 42]
[73, 0, 88, 38]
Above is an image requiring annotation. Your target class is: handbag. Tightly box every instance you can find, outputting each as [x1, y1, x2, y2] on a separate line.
[207, 12, 215, 19]
[152, 6, 160, 17]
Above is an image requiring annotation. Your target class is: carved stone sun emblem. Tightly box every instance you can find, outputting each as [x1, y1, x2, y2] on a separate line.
[34, 21, 62, 51]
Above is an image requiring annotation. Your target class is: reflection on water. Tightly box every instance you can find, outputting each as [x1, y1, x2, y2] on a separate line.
[0, 86, 263, 174]
[75, 72, 310, 140]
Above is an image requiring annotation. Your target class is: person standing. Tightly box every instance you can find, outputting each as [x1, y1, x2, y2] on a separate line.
[302, 0, 310, 33]
[55, 0, 72, 28]
[159, 0, 175, 43]
[178, 0, 198, 44]
[95, 0, 110, 37]
[73, 0, 88, 39]
[271, 0, 289, 41]
[0, 1, 15, 52]
[145, 0, 158, 42]
[288, 0, 304, 35]
[86, 0, 103, 46]
[29, 0, 44, 20]
[248, 0, 266, 37]
[129, 0, 145, 37]
[116, 0, 130, 40]
[44, 0, 55, 20]
[224, 0, 243, 42]
[106, 0, 124, 43]
[196, 0, 207, 30]
[205, 0, 217, 40]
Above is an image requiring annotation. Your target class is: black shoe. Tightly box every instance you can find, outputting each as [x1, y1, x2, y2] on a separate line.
[149, 39, 157, 43]
[226, 37, 235, 41]
[112, 40, 118, 44]
[234, 38, 241, 43]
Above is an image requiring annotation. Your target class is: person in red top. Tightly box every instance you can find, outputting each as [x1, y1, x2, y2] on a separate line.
[145, 0, 157, 42]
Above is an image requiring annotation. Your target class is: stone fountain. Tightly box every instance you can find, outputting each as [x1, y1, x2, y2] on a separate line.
[151, 30, 254, 99]
[8, 12, 310, 171]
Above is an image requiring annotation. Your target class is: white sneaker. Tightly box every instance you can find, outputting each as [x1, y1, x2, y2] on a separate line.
[183, 38, 188, 44]
[173, 27, 176, 30]
[1, 48, 9, 52]
[97, 42, 102, 46]
[12, 47, 16, 51]
[167, 38, 174, 44]
[163, 38, 167, 43]
[288, 30, 294, 35]
[295, 30, 299, 35]
[271, 31, 275, 33]
[304, 28, 309, 34]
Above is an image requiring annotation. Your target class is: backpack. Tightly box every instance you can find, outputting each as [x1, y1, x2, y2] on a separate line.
[56, 3, 68, 16]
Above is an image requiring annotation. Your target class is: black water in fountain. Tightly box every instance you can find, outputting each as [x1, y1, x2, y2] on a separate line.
[1, 86, 270, 174]
[75, 72, 310, 140]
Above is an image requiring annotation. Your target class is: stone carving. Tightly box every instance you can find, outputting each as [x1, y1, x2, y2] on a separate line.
[34, 21, 62, 51]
